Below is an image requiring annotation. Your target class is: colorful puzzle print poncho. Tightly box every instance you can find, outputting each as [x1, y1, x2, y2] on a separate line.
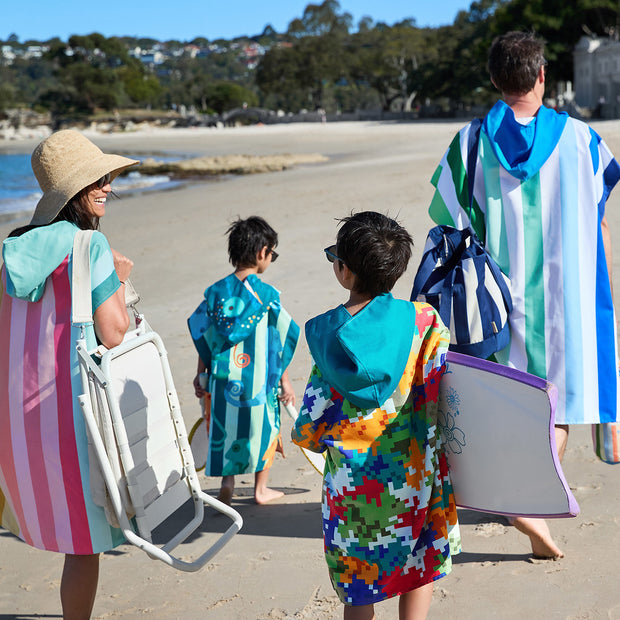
[430, 101, 620, 425]
[188, 273, 299, 477]
[292, 295, 461, 606]
[0, 221, 126, 554]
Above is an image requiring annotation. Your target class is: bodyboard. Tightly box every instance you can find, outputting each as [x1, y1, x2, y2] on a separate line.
[439, 351, 579, 518]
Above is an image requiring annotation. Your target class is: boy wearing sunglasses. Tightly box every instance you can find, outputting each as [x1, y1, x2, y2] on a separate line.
[188, 216, 299, 505]
[292, 211, 460, 620]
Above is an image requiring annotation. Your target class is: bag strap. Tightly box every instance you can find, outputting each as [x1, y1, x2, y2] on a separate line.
[466, 117, 483, 239]
[72, 230, 95, 325]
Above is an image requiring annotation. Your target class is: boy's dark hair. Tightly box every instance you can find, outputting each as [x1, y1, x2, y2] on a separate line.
[227, 216, 278, 268]
[488, 31, 546, 96]
[336, 211, 412, 298]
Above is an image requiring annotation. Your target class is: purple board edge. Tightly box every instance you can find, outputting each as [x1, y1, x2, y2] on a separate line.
[446, 351, 580, 518]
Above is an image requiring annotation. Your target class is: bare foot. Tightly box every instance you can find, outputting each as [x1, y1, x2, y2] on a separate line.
[510, 517, 564, 559]
[217, 485, 234, 506]
[254, 487, 284, 505]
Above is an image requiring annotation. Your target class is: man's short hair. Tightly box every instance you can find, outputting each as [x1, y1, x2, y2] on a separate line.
[227, 215, 278, 268]
[488, 31, 546, 96]
[336, 211, 412, 298]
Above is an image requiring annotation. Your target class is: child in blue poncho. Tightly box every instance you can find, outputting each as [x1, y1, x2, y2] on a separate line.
[188, 216, 299, 505]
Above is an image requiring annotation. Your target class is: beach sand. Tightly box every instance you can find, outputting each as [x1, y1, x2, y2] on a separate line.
[1, 120, 620, 619]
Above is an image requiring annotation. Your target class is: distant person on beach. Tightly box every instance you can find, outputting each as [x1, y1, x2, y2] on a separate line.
[0, 130, 138, 618]
[292, 212, 460, 620]
[428, 31, 620, 558]
[188, 216, 299, 505]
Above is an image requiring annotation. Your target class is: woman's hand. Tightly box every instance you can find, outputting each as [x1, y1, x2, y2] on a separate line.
[111, 248, 133, 283]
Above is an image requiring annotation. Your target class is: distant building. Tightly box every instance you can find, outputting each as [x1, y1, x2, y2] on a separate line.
[139, 50, 166, 65]
[24, 45, 47, 59]
[241, 43, 265, 70]
[574, 35, 620, 118]
[1, 45, 16, 64]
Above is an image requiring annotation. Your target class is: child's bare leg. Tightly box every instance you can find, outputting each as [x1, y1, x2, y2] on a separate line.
[218, 475, 234, 505]
[399, 583, 433, 620]
[254, 468, 283, 504]
[343, 603, 375, 620]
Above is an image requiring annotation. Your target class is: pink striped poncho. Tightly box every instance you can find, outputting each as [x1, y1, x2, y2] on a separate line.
[0, 221, 125, 554]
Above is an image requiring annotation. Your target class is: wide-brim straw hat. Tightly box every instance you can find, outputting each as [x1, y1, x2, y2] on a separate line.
[30, 129, 139, 225]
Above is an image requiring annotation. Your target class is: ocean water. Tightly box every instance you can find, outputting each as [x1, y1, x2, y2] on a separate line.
[0, 153, 181, 220]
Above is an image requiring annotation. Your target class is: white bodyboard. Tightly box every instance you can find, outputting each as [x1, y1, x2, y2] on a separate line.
[439, 352, 579, 518]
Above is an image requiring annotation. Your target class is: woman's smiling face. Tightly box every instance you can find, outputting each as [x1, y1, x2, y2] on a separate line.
[85, 176, 112, 218]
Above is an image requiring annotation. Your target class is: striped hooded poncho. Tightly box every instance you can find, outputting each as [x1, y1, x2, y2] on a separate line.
[429, 101, 620, 424]
[0, 221, 125, 554]
[188, 273, 299, 476]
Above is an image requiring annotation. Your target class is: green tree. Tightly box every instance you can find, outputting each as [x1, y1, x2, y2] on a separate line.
[489, 0, 620, 85]
[349, 22, 425, 111]
[204, 81, 258, 113]
[38, 64, 123, 116]
[287, 0, 352, 37]
[118, 65, 162, 106]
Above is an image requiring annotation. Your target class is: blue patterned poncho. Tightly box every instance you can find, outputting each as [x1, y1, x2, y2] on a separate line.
[188, 273, 299, 476]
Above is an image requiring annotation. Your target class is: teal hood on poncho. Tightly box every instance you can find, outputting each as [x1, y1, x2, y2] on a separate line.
[2, 221, 78, 302]
[482, 100, 569, 181]
[305, 293, 416, 409]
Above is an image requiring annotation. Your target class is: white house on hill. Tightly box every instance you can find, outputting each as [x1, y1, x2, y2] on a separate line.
[574, 35, 620, 118]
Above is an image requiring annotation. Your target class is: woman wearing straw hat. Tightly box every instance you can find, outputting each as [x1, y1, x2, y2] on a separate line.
[0, 130, 139, 618]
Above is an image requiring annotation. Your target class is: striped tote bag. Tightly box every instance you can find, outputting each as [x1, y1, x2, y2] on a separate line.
[411, 224, 512, 359]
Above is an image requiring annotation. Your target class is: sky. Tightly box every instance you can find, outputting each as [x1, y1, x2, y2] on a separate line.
[2, 1, 472, 43]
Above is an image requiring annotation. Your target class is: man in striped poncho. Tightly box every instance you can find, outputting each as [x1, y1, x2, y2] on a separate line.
[429, 31, 620, 558]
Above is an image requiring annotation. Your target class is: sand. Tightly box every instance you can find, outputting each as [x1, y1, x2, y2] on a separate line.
[1, 120, 620, 619]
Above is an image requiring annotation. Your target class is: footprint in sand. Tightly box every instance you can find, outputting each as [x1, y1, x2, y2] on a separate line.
[473, 522, 508, 537]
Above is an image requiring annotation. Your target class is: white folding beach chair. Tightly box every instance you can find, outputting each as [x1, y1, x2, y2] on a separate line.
[72, 231, 242, 572]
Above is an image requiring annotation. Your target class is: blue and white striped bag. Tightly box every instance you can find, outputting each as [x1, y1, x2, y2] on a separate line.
[411, 225, 513, 359]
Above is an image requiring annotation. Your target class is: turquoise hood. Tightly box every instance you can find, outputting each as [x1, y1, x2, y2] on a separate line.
[2, 221, 78, 302]
[305, 294, 416, 409]
[482, 100, 568, 181]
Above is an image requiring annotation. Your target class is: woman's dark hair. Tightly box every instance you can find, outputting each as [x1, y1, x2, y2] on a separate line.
[488, 31, 546, 96]
[227, 216, 278, 268]
[9, 184, 100, 238]
[336, 211, 412, 298]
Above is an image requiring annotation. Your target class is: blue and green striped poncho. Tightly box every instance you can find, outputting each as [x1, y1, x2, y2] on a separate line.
[429, 100, 620, 425]
[188, 273, 299, 476]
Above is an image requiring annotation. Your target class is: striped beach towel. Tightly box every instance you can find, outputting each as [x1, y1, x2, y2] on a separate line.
[429, 101, 620, 425]
[0, 221, 125, 553]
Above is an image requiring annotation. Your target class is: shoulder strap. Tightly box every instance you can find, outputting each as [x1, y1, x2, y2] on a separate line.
[72, 229, 94, 325]
[467, 117, 482, 217]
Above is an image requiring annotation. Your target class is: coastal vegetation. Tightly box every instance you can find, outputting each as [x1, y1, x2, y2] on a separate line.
[1, 0, 619, 122]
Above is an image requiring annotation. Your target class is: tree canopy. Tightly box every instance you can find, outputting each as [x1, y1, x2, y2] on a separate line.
[2, 0, 619, 119]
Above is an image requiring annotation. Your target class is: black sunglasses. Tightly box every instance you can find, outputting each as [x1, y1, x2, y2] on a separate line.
[270, 249, 279, 262]
[324, 245, 341, 263]
[96, 173, 111, 189]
